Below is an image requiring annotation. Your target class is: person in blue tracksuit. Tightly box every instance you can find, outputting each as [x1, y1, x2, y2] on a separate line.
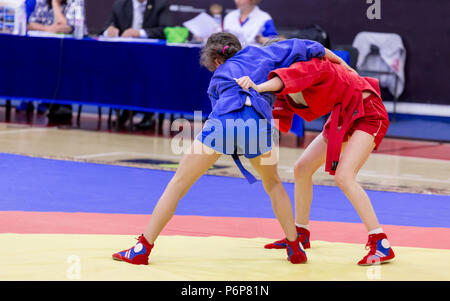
[111, 32, 348, 266]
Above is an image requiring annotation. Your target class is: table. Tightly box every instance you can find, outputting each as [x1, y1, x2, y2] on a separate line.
[0, 33, 349, 139]
[0, 34, 213, 116]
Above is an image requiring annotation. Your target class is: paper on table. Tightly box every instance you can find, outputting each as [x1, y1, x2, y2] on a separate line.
[183, 12, 219, 39]
[97, 36, 161, 43]
[27, 30, 72, 38]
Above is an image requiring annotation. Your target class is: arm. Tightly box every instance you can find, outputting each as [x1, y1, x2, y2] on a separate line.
[235, 76, 284, 93]
[256, 19, 278, 45]
[105, 25, 120, 37]
[28, 22, 52, 32]
[27, 21, 71, 33]
[143, 1, 173, 39]
[262, 38, 326, 69]
[101, 3, 120, 37]
[27, 0, 70, 33]
[256, 76, 285, 93]
[324, 48, 357, 73]
[267, 59, 330, 95]
[52, 0, 67, 25]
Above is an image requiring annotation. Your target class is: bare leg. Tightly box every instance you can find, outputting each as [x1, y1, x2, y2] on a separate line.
[293, 133, 327, 225]
[143, 140, 222, 244]
[334, 130, 380, 231]
[249, 151, 297, 241]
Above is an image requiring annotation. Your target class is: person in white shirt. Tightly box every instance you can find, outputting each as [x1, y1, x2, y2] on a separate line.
[223, 0, 278, 47]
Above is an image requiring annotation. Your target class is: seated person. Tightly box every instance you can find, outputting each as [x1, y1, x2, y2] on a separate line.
[27, 0, 75, 34]
[27, 0, 79, 121]
[223, 0, 278, 47]
[17, 0, 71, 114]
[102, 0, 173, 128]
[103, 0, 172, 39]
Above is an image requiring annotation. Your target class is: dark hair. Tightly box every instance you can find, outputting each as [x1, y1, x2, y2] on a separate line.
[200, 32, 242, 72]
[46, 0, 68, 8]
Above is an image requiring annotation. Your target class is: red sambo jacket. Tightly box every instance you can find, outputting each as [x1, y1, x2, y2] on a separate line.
[270, 58, 384, 175]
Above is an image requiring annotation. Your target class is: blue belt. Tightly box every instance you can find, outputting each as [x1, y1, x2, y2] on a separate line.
[231, 98, 258, 184]
[231, 153, 257, 184]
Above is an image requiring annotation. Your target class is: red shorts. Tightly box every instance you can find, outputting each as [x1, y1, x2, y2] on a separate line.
[323, 94, 390, 150]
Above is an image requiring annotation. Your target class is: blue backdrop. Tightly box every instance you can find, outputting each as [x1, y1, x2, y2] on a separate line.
[0, 34, 213, 115]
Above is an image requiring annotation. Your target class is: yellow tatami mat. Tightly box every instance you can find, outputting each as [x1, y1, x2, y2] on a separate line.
[1, 234, 449, 281]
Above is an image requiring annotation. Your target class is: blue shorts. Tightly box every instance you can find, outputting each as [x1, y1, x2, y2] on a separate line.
[197, 105, 273, 159]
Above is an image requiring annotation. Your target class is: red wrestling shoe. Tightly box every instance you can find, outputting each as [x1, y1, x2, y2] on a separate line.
[286, 235, 307, 264]
[112, 234, 154, 265]
[264, 227, 311, 249]
[358, 233, 395, 266]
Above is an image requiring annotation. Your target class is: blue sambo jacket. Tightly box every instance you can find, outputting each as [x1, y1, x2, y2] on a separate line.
[207, 39, 326, 121]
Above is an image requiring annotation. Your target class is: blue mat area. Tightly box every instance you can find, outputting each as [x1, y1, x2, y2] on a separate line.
[384, 116, 450, 141]
[304, 114, 450, 142]
[0, 153, 449, 228]
[3, 99, 449, 141]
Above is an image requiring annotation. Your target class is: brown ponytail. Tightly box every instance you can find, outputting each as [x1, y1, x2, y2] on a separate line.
[200, 32, 242, 72]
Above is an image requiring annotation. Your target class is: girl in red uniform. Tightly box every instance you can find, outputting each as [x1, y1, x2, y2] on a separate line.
[110, 33, 345, 266]
[236, 52, 395, 266]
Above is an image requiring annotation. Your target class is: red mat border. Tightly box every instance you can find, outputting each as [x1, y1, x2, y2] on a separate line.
[1, 211, 449, 250]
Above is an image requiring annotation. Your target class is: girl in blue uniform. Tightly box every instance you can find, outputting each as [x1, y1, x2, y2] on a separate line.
[112, 32, 345, 266]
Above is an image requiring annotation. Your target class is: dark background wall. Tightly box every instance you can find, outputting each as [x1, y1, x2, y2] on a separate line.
[86, 0, 450, 105]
